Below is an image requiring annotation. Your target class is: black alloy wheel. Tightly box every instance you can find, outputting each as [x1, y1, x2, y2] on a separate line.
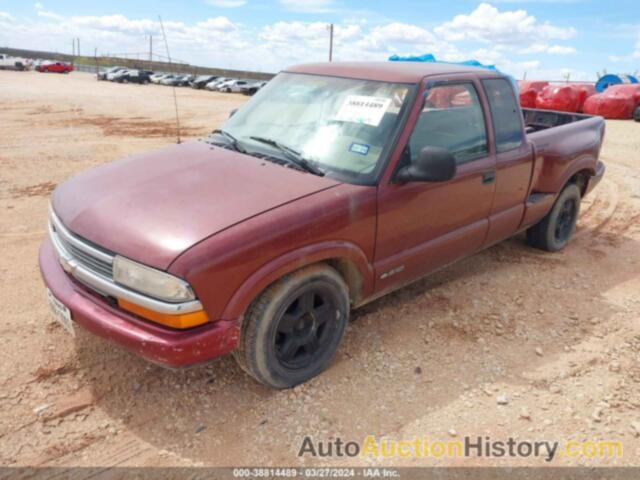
[274, 288, 338, 369]
[233, 264, 349, 388]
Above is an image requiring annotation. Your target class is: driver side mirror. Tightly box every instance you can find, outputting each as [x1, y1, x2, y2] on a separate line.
[396, 146, 457, 183]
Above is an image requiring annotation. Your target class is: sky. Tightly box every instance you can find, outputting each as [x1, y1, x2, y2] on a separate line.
[0, 0, 638, 80]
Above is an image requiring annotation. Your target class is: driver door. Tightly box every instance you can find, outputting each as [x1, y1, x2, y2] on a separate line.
[374, 79, 496, 294]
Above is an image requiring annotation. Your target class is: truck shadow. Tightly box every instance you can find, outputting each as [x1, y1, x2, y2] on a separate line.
[75, 221, 639, 465]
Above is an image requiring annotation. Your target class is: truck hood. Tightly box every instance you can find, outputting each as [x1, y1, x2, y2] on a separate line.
[52, 141, 340, 269]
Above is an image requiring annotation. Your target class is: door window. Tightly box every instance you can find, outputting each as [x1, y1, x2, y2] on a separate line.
[408, 83, 488, 165]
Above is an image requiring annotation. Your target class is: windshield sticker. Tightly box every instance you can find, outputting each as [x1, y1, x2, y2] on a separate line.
[349, 143, 370, 156]
[334, 95, 392, 127]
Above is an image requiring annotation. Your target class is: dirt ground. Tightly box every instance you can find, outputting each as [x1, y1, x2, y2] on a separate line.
[1, 70, 639, 469]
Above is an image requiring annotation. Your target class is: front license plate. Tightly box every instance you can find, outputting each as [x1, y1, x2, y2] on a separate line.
[47, 288, 74, 336]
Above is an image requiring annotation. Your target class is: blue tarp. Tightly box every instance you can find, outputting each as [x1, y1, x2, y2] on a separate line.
[388, 54, 497, 71]
[388, 53, 516, 91]
[388, 54, 437, 63]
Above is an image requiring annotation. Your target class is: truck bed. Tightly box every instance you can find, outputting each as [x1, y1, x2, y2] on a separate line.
[522, 108, 594, 134]
[522, 108, 606, 195]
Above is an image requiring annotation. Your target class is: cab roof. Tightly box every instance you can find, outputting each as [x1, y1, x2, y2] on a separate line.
[285, 61, 499, 84]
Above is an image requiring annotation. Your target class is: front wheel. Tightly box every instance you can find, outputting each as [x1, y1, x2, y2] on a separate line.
[234, 264, 349, 389]
[527, 183, 581, 252]
[634, 106, 640, 123]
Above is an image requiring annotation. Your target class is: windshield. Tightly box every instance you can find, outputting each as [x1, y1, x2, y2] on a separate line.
[220, 72, 413, 182]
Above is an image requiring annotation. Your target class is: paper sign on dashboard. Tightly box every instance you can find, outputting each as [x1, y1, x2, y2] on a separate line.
[334, 95, 392, 127]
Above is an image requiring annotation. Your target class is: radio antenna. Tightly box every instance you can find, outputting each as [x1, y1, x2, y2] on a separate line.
[158, 15, 181, 144]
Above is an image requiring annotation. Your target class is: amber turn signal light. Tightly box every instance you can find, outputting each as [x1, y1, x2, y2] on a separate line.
[117, 298, 209, 329]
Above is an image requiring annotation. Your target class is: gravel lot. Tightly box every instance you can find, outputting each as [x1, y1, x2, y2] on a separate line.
[1, 70, 639, 469]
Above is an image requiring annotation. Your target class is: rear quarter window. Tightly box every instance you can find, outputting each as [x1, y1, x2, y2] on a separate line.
[482, 78, 525, 153]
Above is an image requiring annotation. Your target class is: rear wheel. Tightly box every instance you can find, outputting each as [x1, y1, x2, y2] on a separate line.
[527, 183, 581, 252]
[634, 106, 640, 123]
[234, 264, 349, 389]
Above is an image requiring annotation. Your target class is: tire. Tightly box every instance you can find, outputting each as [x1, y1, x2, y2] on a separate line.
[233, 264, 350, 389]
[527, 183, 581, 252]
[634, 106, 640, 123]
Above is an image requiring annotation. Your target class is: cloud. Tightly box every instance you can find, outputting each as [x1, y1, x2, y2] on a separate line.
[196, 17, 237, 32]
[609, 30, 640, 62]
[368, 22, 436, 46]
[205, 0, 247, 7]
[520, 43, 576, 54]
[37, 10, 64, 20]
[547, 45, 576, 54]
[0, 4, 583, 80]
[260, 21, 333, 47]
[34, 2, 44, 10]
[356, 22, 459, 58]
[435, 3, 575, 45]
[279, 0, 336, 13]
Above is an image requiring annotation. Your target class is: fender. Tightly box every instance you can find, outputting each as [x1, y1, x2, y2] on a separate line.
[520, 154, 598, 230]
[556, 154, 597, 193]
[221, 240, 374, 320]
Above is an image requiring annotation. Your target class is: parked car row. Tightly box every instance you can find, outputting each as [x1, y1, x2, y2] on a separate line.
[0, 57, 74, 73]
[99, 66, 267, 95]
[97, 66, 153, 83]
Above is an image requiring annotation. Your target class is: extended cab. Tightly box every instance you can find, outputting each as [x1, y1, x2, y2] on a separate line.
[40, 62, 605, 388]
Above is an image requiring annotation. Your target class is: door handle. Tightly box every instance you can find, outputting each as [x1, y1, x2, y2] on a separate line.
[482, 170, 496, 184]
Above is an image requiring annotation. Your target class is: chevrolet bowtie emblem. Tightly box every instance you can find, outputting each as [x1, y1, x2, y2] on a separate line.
[59, 256, 73, 273]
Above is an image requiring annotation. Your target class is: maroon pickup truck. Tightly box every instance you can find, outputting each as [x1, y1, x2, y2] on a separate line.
[40, 62, 605, 388]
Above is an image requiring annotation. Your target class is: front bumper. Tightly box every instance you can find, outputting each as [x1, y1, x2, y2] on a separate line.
[39, 239, 240, 368]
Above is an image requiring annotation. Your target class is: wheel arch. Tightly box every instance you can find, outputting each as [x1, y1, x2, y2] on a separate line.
[567, 168, 594, 197]
[221, 241, 374, 321]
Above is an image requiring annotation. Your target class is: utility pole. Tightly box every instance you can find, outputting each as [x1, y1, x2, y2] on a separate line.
[77, 38, 80, 57]
[149, 35, 153, 62]
[95, 47, 99, 81]
[72, 39, 75, 57]
[328, 23, 334, 62]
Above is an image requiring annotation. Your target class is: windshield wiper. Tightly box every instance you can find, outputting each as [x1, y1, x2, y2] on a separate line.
[211, 129, 246, 153]
[249, 136, 324, 176]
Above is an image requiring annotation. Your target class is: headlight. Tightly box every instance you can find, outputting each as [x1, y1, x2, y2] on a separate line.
[113, 256, 196, 303]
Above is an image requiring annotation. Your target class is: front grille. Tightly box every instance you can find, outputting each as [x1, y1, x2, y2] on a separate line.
[58, 234, 113, 277]
[49, 212, 114, 280]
